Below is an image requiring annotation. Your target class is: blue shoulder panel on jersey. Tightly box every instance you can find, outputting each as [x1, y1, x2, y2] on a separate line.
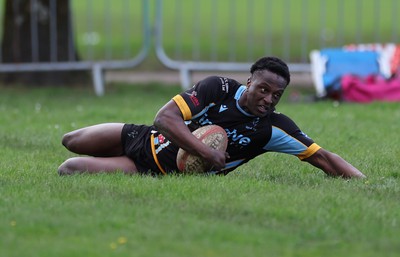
[263, 126, 308, 155]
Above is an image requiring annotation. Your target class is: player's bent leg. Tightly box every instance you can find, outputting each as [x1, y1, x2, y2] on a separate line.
[62, 123, 125, 157]
[58, 156, 139, 175]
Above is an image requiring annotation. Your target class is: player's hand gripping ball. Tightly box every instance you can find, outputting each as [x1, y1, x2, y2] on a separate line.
[176, 125, 228, 174]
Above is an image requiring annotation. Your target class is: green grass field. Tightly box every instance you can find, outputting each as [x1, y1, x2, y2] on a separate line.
[1, 83, 399, 257]
[0, 1, 399, 256]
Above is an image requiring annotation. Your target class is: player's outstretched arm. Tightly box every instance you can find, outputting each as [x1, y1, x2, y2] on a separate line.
[304, 148, 366, 178]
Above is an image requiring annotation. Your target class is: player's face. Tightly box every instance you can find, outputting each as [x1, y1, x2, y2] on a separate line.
[244, 70, 287, 117]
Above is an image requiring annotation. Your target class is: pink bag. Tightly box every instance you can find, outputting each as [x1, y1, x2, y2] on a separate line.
[341, 74, 400, 102]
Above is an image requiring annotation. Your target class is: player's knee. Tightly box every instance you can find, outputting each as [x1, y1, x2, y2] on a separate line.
[58, 158, 80, 176]
[61, 132, 78, 152]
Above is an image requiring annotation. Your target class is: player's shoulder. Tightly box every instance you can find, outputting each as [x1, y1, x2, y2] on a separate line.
[196, 76, 242, 93]
[269, 110, 299, 130]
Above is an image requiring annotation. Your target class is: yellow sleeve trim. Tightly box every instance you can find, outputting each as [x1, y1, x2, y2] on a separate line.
[298, 143, 321, 160]
[150, 134, 167, 175]
[172, 95, 192, 120]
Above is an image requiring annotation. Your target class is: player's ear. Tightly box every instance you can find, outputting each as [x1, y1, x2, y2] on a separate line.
[246, 77, 251, 86]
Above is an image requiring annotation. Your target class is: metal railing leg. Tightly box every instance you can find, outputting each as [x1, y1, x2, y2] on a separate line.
[92, 64, 105, 96]
[180, 67, 192, 90]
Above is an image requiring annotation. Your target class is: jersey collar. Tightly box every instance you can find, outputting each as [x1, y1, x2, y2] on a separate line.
[235, 85, 256, 117]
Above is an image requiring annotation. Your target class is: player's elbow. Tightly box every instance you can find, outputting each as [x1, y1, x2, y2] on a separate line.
[154, 100, 184, 130]
[153, 112, 167, 131]
[153, 108, 181, 131]
[153, 103, 171, 128]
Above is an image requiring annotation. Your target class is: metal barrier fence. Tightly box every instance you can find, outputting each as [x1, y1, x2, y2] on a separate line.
[0, 0, 150, 96]
[0, 0, 398, 94]
[155, 0, 399, 89]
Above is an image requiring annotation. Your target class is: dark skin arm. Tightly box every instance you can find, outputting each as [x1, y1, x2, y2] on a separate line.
[154, 100, 228, 170]
[304, 148, 366, 178]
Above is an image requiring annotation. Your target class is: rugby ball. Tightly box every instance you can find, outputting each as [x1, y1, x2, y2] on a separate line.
[176, 125, 228, 174]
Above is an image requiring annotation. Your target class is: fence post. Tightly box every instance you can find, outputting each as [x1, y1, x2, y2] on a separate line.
[92, 64, 104, 96]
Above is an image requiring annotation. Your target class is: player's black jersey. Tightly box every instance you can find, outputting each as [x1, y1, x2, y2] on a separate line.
[153, 76, 321, 175]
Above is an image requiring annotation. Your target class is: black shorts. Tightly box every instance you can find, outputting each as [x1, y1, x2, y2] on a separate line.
[121, 124, 161, 175]
[121, 124, 180, 175]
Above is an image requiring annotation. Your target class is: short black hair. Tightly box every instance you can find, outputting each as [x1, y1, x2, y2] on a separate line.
[250, 56, 291, 85]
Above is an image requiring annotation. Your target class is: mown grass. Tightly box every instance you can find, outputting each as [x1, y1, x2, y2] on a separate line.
[0, 83, 399, 257]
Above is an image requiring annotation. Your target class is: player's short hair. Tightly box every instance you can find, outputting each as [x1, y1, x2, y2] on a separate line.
[250, 56, 291, 85]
